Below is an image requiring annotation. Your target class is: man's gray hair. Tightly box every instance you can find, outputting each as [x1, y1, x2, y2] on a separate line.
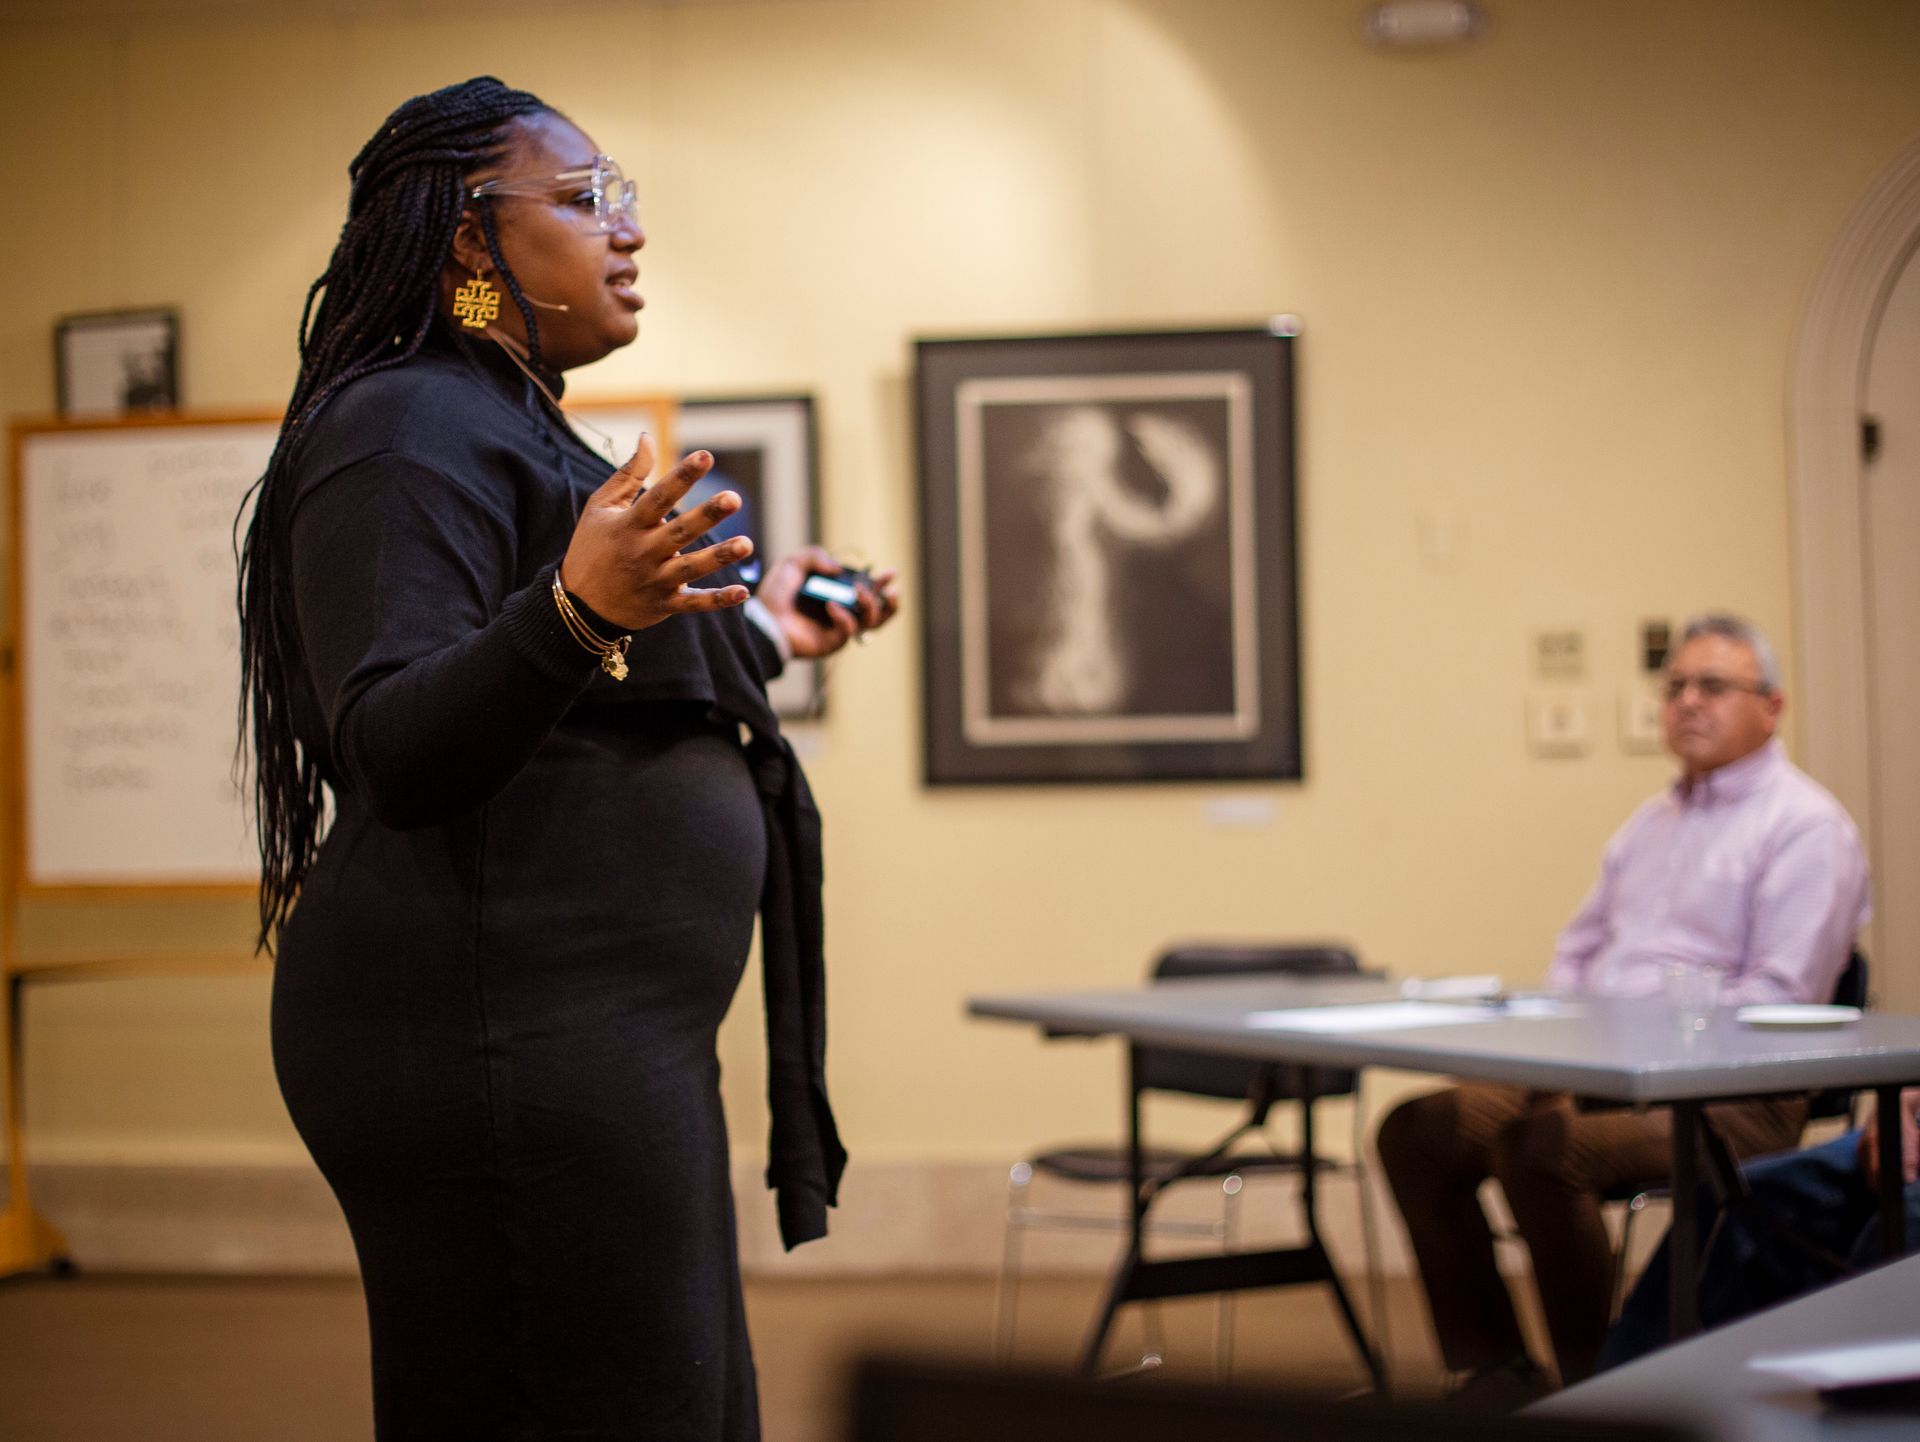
[1676, 613, 1783, 693]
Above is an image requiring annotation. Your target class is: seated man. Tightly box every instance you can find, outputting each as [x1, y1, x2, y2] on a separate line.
[1597, 1088, 1920, 1372]
[1377, 613, 1870, 1396]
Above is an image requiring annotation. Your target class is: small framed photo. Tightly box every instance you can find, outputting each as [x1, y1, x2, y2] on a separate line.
[916, 326, 1301, 786]
[55, 308, 180, 418]
[570, 394, 822, 719]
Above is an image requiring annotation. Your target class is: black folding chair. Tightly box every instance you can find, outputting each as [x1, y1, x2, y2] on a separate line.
[992, 944, 1389, 1382]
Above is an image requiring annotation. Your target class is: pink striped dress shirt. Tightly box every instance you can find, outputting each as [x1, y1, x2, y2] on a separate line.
[1544, 740, 1871, 1005]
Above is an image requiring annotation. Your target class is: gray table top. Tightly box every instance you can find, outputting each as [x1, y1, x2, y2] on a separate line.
[968, 976, 1920, 1103]
[1534, 1252, 1920, 1442]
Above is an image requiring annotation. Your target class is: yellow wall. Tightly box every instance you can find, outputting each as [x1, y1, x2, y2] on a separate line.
[4, 0, 1917, 1169]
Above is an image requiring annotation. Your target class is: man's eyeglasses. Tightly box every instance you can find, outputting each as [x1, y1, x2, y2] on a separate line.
[1663, 673, 1772, 703]
[469, 154, 639, 234]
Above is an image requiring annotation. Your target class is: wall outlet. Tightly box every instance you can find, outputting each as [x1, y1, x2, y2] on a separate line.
[1526, 688, 1591, 756]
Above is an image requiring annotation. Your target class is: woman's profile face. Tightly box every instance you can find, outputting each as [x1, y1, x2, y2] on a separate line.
[457, 111, 645, 372]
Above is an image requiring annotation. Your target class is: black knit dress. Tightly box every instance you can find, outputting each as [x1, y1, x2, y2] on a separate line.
[267, 323, 840, 1442]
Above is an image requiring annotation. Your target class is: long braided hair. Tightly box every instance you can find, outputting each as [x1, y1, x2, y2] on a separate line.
[237, 76, 550, 951]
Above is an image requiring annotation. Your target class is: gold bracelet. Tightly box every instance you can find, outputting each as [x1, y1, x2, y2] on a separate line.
[552, 571, 632, 681]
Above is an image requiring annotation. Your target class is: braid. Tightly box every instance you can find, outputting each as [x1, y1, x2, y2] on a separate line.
[478, 201, 541, 361]
[236, 76, 549, 952]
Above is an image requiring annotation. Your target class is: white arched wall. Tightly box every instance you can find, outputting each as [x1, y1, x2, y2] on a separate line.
[1789, 131, 1920, 976]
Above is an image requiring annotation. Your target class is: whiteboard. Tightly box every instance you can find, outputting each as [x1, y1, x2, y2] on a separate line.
[11, 419, 275, 890]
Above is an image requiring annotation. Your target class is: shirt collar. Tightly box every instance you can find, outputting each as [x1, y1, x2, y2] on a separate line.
[1672, 738, 1784, 807]
[425, 314, 567, 401]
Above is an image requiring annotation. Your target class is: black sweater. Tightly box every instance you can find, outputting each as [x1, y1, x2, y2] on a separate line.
[279, 322, 843, 1245]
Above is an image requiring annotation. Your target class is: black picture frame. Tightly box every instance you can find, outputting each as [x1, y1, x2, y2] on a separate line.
[569, 393, 824, 719]
[54, 308, 179, 418]
[679, 395, 823, 720]
[915, 325, 1301, 786]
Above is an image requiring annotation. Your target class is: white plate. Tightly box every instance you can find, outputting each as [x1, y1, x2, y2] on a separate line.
[1735, 1003, 1863, 1028]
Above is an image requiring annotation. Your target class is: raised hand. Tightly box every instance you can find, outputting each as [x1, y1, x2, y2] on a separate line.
[558, 435, 754, 629]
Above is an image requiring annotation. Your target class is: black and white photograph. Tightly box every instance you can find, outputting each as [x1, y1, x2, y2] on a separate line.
[918, 327, 1301, 785]
[54, 308, 179, 418]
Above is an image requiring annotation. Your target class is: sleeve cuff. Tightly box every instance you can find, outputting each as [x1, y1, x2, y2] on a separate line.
[501, 565, 619, 684]
[744, 596, 792, 675]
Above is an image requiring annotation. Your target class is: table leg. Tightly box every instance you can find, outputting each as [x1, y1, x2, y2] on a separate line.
[1073, 1052, 1385, 1387]
[1078, 1044, 1148, 1374]
[1296, 1090, 1386, 1391]
[1876, 1084, 1906, 1264]
[1668, 1101, 1701, 1339]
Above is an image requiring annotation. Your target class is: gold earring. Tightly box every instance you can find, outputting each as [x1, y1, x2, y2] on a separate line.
[453, 265, 502, 330]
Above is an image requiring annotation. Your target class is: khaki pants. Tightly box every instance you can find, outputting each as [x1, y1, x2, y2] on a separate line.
[1376, 1084, 1806, 1383]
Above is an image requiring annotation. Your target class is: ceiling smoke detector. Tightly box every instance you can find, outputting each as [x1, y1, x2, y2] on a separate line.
[1363, 1, 1489, 48]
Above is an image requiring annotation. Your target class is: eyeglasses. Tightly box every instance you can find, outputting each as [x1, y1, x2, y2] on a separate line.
[1662, 673, 1772, 703]
[468, 154, 639, 234]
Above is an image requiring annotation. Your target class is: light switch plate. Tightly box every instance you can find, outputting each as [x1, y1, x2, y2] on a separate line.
[1534, 628, 1586, 678]
[1527, 688, 1591, 756]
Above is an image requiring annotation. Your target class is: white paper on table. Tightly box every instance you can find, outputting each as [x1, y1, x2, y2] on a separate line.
[1400, 974, 1504, 1001]
[1499, 997, 1580, 1018]
[1747, 1339, 1920, 1389]
[1245, 1001, 1495, 1033]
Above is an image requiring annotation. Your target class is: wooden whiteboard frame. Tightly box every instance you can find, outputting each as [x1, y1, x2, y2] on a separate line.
[7, 411, 281, 902]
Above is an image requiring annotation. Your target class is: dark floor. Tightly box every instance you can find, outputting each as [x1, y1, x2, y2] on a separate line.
[0, 1271, 1443, 1441]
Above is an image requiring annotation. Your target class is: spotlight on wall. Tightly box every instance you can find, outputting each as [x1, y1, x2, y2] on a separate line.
[1363, 1, 1488, 48]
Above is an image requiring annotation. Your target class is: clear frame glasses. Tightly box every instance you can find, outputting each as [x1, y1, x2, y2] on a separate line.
[469, 154, 639, 234]
[1662, 672, 1771, 703]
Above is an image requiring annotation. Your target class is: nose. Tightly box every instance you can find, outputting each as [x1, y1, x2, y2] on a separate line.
[611, 214, 644, 251]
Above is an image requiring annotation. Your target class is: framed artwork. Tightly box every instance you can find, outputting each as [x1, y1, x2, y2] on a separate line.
[915, 326, 1301, 785]
[570, 394, 822, 719]
[54, 308, 179, 418]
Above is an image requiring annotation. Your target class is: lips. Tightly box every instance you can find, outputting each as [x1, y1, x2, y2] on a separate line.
[608, 265, 642, 310]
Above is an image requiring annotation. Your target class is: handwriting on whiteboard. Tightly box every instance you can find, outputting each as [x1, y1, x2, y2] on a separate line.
[19, 424, 277, 886]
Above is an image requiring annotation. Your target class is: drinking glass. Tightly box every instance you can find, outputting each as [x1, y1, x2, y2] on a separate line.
[1663, 961, 1722, 1034]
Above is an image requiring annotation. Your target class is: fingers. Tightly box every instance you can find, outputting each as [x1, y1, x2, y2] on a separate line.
[856, 566, 901, 628]
[648, 489, 743, 556]
[824, 601, 861, 646]
[592, 433, 657, 510]
[792, 544, 842, 574]
[671, 536, 755, 586]
[630, 449, 715, 528]
[666, 582, 751, 612]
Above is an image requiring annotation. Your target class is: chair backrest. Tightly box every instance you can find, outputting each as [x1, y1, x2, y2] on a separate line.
[1830, 948, 1868, 1010]
[1135, 943, 1365, 1106]
[1808, 947, 1870, 1122]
